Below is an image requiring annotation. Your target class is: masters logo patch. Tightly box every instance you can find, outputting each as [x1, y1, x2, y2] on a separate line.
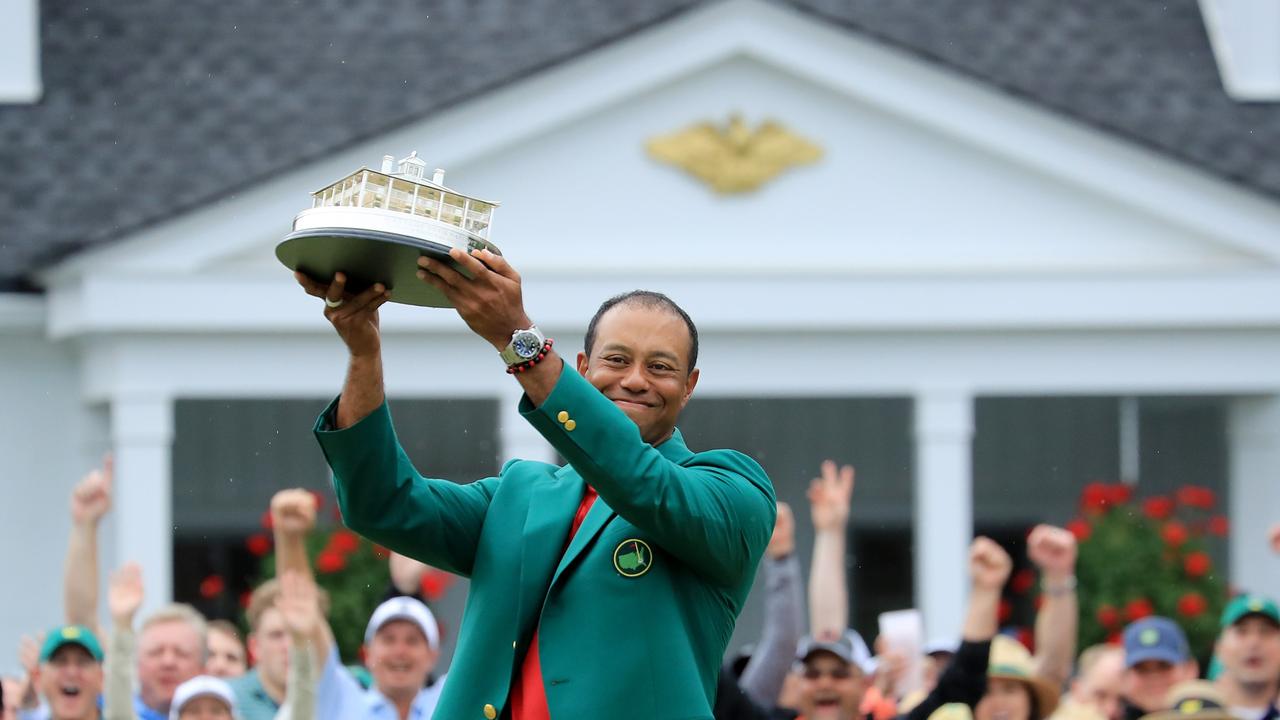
[613, 539, 653, 578]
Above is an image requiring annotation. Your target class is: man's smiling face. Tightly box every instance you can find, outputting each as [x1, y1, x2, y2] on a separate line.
[38, 645, 102, 720]
[577, 303, 698, 446]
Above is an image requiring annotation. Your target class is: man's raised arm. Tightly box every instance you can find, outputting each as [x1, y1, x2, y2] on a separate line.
[65, 457, 113, 638]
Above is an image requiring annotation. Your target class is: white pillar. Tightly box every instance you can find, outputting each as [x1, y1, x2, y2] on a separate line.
[497, 383, 556, 465]
[1227, 396, 1280, 601]
[110, 393, 174, 613]
[914, 387, 974, 640]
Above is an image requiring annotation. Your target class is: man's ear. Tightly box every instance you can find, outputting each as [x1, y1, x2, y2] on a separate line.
[681, 368, 700, 406]
[576, 351, 589, 377]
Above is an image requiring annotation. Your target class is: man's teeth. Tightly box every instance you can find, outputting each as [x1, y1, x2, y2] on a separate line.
[61, 686, 81, 696]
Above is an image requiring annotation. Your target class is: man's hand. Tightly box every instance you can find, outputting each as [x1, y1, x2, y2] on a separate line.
[1027, 524, 1077, 581]
[70, 456, 113, 526]
[108, 563, 144, 627]
[765, 502, 795, 559]
[1270, 524, 1280, 554]
[277, 570, 321, 641]
[808, 460, 854, 532]
[295, 272, 392, 359]
[969, 537, 1013, 591]
[417, 248, 531, 351]
[389, 552, 430, 595]
[271, 489, 318, 538]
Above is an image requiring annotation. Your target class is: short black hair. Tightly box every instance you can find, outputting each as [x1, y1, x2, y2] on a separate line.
[583, 290, 698, 373]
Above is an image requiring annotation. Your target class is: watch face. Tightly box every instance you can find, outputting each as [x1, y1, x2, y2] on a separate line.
[512, 332, 541, 359]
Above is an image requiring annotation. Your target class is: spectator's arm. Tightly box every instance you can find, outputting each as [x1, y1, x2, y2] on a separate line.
[65, 457, 113, 637]
[388, 552, 429, 596]
[808, 461, 854, 638]
[16, 634, 42, 713]
[104, 563, 143, 720]
[314, 646, 368, 720]
[1028, 525, 1078, 688]
[740, 503, 805, 707]
[271, 491, 335, 663]
[275, 570, 320, 720]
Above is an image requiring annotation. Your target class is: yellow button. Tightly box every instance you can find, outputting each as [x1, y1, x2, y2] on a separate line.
[564, 419, 576, 431]
[556, 410, 570, 423]
[484, 704, 497, 719]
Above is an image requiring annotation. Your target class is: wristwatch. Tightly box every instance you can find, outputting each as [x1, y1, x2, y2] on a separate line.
[499, 325, 547, 366]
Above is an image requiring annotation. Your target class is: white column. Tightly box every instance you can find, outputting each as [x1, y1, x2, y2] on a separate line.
[1227, 396, 1280, 601]
[110, 393, 174, 613]
[913, 387, 974, 640]
[496, 382, 557, 464]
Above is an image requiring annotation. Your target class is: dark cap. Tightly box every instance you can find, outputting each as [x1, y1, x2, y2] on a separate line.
[796, 629, 875, 674]
[1123, 617, 1190, 668]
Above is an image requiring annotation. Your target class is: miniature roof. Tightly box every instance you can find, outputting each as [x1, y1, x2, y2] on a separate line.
[1, 0, 1278, 291]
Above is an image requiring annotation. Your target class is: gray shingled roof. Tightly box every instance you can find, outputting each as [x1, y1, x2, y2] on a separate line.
[1, 0, 1277, 292]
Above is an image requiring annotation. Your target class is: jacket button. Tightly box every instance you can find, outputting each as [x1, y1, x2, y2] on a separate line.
[484, 704, 497, 719]
[556, 410, 570, 423]
[564, 419, 576, 431]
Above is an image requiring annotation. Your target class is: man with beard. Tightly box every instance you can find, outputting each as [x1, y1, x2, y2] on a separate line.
[1119, 618, 1198, 720]
[1211, 595, 1280, 720]
[31, 626, 104, 720]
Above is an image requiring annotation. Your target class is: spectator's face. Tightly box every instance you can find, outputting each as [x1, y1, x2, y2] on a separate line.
[796, 652, 866, 720]
[205, 627, 247, 679]
[976, 677, 1033, 720]
[1123, 660, 1193, 712]
[36, 645, 102, 720]
[577, 304, 698, 446]
[137, 620, 204, 711]
[248, 607, 290, 689]
[366, 620, 436, 699]
[177, 696, 233, 720]
[1071, 650, 1125, 720]
[1216, 616, 1280, 687]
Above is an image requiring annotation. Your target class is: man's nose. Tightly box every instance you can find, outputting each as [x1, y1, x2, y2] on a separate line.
[619, 363, 648, 389]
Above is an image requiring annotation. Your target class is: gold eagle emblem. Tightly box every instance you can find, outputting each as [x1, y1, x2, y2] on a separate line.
[646, 115, 822, 194]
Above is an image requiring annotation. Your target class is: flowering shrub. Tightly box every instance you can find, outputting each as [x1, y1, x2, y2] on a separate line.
[1062, 482, 1228, 657]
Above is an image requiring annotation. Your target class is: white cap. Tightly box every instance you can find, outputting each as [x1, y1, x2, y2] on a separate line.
[169, 675, 237, 720]
[364, 596, 440, 650]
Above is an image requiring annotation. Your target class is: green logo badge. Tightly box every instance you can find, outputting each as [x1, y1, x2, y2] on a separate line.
[1139, 628, 1160, 646]
[1178, 700, 1203, 715]
[613, 539, 653, 578]
[1248, 598, 1264, 612]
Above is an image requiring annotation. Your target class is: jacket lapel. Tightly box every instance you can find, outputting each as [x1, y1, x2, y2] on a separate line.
[517, 467, 583, 632]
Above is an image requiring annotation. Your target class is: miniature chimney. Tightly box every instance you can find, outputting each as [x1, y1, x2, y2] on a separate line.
[432, 168, 446, 185]
[1199, 0, 1280, 100]
[381, 155, 394, 173]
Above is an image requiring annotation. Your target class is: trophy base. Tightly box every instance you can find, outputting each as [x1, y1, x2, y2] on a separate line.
[277, 228, 477, 308]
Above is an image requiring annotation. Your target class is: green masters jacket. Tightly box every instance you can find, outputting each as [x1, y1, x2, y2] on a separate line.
[314, 362, 776, 720]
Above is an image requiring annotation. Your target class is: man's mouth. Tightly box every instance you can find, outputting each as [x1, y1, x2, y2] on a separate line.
[60, 685, 82, 698]
[611, 399, 652, 410]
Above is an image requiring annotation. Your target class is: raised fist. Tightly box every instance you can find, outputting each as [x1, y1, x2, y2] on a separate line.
[1027, 524, 1077, 579]
[969, 537, 1013, 591]
[766, 502, 795, 559]
[270, 489, 318, 537]
[70, 456, 113, 525]
[108, 563, 145, 626]
[807, 460, 854, 532]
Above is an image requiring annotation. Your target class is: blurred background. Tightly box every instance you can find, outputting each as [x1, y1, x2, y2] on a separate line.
[2, 0, 1280, 671]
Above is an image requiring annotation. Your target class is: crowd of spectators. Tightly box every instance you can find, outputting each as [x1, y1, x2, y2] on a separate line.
[2, 457, 1277, 720]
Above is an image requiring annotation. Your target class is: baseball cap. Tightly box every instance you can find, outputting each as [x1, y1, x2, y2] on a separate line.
[39, 625, 103, 663]
[1123, 617, 1191, 668]
[924, 637, 959, 657]
[364, 596, 440, 650]
[796, 629, 876, 675]
[1219, 594, 1280, 629]
[1140, 680, 1235, 720]
[169, 676, 236, 720]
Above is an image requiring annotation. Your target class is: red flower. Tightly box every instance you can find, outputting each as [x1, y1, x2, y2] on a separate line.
[1081, 482, 1110, 514]
[1010, 569, 1036, 595]
[239, 591, 253, 609]
[1125, 598, 1155, 621]
[998, 598, 1013, 624]
[1176, 486, 1216, 510]
[327, 530, 360, 555]
[1105, 484, 1133, 506]
[1177, 592, 1208, 618]
[307, 489, 326, 512]
[259, 510, 274, 530]
[199, 575, 225, 599]
[1106, 631, 1123, 646]
[1143, 497, 1175, 520]
[420, 570, 456, 601]
[1033, 595, 1045, 611]
[1208, 515, 1229, 537]
[1162, 522, 1189, 548]
[1183, 551, 1211, 578]
[1014, 627, 1035, 652]
[246, 533, 272, 557]
[316, 549, 346, 574]
[1096, 604, 1121, 629]
[1066, 518, 1092, 542]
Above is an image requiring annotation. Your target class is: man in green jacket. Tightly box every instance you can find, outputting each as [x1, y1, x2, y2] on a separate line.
[296, 246, 776, 720]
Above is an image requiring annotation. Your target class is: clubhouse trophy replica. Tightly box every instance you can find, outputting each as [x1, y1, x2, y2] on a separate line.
[276, 151, 501, 307]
